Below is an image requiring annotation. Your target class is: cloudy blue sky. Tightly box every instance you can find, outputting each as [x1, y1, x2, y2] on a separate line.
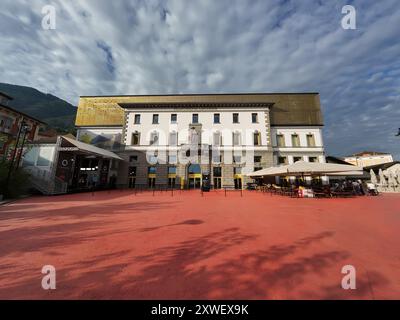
[0, 0, 399, 158]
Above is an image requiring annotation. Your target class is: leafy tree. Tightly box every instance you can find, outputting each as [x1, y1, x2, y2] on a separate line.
[0, 159, 31, 199]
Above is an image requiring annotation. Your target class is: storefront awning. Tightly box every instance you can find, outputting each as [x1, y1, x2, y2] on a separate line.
[61, 136, 123, 160]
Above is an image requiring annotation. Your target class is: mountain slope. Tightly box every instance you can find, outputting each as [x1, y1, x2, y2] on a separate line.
[0, 83, 77, 130]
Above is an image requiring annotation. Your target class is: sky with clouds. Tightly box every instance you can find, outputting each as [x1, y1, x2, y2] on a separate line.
[0, 0, 399, 158]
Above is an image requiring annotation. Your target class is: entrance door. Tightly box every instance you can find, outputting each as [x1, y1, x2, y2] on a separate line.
[148, 178, 156, 188]
[213, 177, 222, 189]
[189, 177, 201, 189]
[168, 177, 176, 188]
[213, 167, 222, 189]
[188, 164, 201, 189]
[128, 177, 136, 188]
[234, 178, 242, 189]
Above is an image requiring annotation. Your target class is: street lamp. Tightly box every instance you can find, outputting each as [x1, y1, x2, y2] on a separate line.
[15, 123, 31, 170]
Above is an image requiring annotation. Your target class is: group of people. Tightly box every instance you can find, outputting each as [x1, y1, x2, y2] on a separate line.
[330, 179, 378, 196]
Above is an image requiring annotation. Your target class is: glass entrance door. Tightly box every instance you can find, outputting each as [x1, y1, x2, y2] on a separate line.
[128, 177, 136, 188]
[234, 178, 242, 189]
[148, 177, 156, 188]
[189, 177, 201, 189]
[213, 177, 222, 189]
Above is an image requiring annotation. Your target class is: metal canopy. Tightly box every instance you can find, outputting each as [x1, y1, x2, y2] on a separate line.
[60, 136, 123, 160]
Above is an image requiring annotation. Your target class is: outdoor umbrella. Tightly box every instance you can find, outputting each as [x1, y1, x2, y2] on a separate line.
[246, 166, 290, 177]
[370, 169, 378, 184]
[246, 161, 363, 177]
[284, 161, 363, 175]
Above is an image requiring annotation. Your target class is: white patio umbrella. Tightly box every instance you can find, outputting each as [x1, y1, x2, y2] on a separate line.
[370, 169, 378, 184]
[282, 161, 363, 176]
[246, 166, 288, 177]
[246, 161, 363, 177]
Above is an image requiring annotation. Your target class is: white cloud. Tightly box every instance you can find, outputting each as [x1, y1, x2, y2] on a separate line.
[0, 0, 399, 158]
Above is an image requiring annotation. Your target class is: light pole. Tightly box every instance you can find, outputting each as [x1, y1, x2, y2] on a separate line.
[15, 124, 31, 170]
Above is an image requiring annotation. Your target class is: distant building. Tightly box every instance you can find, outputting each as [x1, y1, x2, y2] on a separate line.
[0, 91, 45, 159]
[343, 151, 394, 168]
[74, 93, 325, 189]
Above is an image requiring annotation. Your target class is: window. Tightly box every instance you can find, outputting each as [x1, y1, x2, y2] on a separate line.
[233, 132, 241, 146]
[233, 113, 239, 123]
[148, 155, 158, 164]
[276, 134, 285, 147]
[278, 156, 288, 165]
[128, 167, 137, 176]
[189, 129, 199, 144]
[213, 167, 222, 177]
[129, 155, 138, 162]
[233, 155, 241, 163]
[214, 113, 220, 124]
[169, 132, 178, 146]
[291, 134, 300, 147]
[293, 156, 302, 163]
[171, 114, 177, 123]
[252, 113, 258, 123]
[213, 132, 221, 146]
[306, 134, 316, 147]
[212, 153, 222, 163]
[192, 114, 199, 124]
[152, 114, 159, 124]
[309, 156, 318, 163]
[134, 114, 140, 124]
[168, 154, 177, 164]
[168, 166, 177, 174]
[131, 132, 140, 145]
[254, 156, 262, 163]
[148, 167, 156, 174]
[150, 132, 159, 145]
[234, 167, 242, 174]
[253, 131, 261, 146]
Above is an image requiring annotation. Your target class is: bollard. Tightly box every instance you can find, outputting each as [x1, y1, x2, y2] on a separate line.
[224, 188, 227, 197]
[241, 189, 243, 197]
[153, 188, 155, 196]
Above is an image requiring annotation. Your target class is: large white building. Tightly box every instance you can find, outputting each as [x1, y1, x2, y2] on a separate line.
[74, 93, 326, 189]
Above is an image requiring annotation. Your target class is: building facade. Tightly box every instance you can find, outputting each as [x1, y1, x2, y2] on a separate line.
[0, 91, 44, 159]
[75, 93, 325, 189]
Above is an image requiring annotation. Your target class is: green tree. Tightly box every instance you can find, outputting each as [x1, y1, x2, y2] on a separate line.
[0, 160, 31, 199]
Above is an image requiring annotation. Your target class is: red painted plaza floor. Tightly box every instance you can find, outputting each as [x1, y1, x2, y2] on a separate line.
[0, 190, 399, 299]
